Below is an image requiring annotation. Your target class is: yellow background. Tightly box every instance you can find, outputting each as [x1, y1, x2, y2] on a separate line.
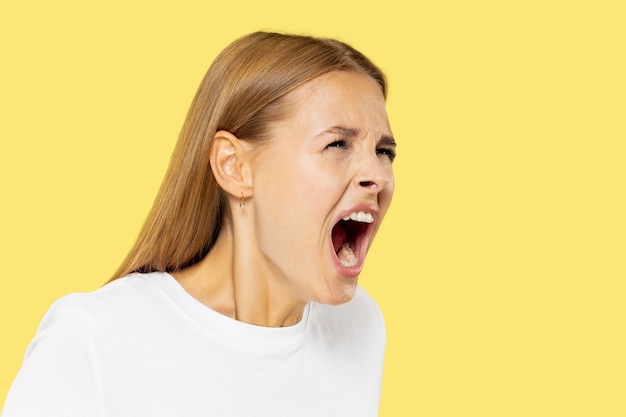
[1, 1, 624, 415]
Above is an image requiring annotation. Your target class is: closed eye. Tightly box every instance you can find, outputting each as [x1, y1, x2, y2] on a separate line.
[376, 147, 396, 162]
[324, 140, 347, 150]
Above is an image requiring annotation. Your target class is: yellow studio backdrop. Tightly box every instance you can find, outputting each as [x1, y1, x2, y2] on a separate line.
[1, 1, 624, 415]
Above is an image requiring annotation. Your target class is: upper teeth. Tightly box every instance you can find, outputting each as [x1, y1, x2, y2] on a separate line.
[342, 211, 374, 223]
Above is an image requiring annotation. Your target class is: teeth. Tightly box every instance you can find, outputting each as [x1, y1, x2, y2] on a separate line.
[341, 211, 374, 223]
[339, 242, 358, 267]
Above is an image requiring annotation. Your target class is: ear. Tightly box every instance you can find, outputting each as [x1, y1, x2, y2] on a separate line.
[209, 130, 252, 199]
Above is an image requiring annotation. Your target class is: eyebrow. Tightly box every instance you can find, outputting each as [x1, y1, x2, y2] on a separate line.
[319, 126, 360, 138]
[379, 136, 397, 148]
[319, 126, 396, 146]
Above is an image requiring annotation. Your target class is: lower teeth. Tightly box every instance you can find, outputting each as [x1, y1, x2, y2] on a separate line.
[339, 242, 357, 267]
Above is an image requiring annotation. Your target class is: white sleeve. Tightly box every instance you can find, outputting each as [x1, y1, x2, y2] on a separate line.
[2, 295, 104, 417]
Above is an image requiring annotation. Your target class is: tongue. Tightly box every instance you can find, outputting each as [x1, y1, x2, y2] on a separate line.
[332, 224, 347, 252]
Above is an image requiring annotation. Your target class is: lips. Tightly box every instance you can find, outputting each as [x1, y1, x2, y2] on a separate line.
[330, 209, 376, 275]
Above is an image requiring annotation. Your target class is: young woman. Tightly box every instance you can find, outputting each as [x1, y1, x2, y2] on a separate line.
[2, 31, 396, 416]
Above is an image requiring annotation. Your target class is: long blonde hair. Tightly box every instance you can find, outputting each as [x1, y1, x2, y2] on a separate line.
[111, 31, 387, 281]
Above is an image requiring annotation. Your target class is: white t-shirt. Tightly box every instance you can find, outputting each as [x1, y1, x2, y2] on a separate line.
[2, 272, 385, 417]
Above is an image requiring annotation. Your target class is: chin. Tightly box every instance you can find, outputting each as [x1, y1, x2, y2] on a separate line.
[316, 279, 359, 306]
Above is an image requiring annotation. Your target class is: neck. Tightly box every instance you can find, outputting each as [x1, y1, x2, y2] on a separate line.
[172, 223, 307, 328]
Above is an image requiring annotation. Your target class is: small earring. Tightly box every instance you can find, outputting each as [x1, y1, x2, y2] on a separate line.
[239, 192, 245, 209]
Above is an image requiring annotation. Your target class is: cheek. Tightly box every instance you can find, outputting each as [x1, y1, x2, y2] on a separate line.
[253, 159, 328, 249]
[264, 179, 345, 270]
[255, 159, 320, 209]
[380, 177, 395, 210]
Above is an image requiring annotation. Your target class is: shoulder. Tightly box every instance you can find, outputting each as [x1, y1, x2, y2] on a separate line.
[59, 271, 169, 303]
[38, 272, 174, 332]
[4, 274, 171, 416]
[304, 286, 386, 391]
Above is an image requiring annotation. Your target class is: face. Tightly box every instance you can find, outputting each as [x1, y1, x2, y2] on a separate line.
[247, 71, 395, 305]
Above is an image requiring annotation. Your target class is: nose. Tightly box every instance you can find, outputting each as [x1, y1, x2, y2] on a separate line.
[355, 155, 393, 193]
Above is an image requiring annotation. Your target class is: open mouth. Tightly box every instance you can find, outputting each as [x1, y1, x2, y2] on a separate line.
[331, 211, 375, 269]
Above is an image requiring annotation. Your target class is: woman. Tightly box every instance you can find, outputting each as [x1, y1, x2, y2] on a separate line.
[2, 31, 396, 416]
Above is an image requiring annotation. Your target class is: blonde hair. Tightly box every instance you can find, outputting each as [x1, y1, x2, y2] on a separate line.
[111, 31, 387, 280]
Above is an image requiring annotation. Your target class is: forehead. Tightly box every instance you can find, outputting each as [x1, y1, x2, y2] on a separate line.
[272, 71, 391, 135]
